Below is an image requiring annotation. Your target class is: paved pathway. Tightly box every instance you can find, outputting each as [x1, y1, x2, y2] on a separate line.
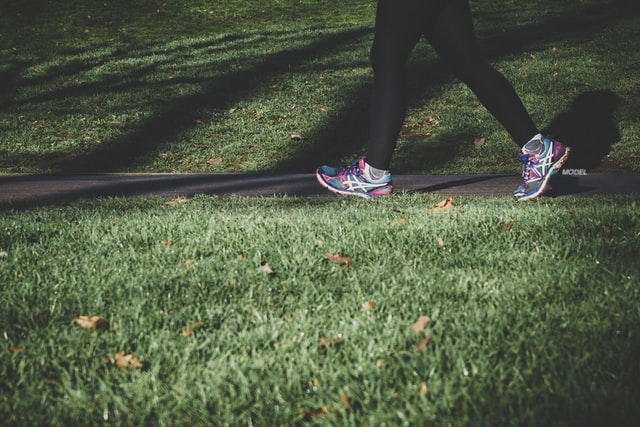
[0, 173, 638, 204]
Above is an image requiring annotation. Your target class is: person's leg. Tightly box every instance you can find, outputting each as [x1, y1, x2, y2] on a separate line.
[366, 0, 446, 170]
[315, 0, 444, 198]
[426, 0, 538, 146]
[426, 0, 569, 200]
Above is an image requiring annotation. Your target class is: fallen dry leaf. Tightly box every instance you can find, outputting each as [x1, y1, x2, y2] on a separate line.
[9, 346, 23, 353]
[429, 197, 453, 212]
[318, 335, 345, 348]
[324, 253, 351, 266]
[412, 315, 430, 333]
[182, 321, 205, 337]
[362, 300, 376, 311]
[417, 334, 433, 354]
[502, 221, 514, 232]
[206, 157, 223, 165]
[179, 259, 195, 267]
[473, 137, 486, 147]
[419, 382, 428, 396]
[341, 393, 351, 410]
[109, 351, 143, 370]
[290, 134, 305, 141]
[437, 237, 445, 247]
[164, 197, 190, 207]
[298, 406, 329, 421]
[74, 315, 109, 332]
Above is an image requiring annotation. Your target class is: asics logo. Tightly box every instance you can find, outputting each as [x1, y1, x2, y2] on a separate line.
[343, 175, 385, 192]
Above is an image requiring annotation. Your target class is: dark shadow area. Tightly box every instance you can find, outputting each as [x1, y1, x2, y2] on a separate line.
[270, 83, 372, 172]
[0, 59, 27, 101]
[392, 131, 479, 175]
[544, 90, 621, 171]
[547, 175, 597, 197]
[0, 174, 326, 209]
[548, 173, 640, 197]
[409, 174, 513, 194]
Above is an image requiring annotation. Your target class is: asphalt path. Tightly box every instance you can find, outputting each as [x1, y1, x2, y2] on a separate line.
[0, 172, 638, 205]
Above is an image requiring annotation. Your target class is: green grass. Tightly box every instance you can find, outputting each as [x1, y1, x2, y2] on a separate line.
[1, 194, 639, 425]
[1, 0, 639, 174]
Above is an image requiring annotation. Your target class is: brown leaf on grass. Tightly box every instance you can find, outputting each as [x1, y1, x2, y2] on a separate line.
[290, 134, 305, 141]
[417, 334, 433, 354]
[502, 221, 514, 232]
[429, 197, 453, 212]
[182, 321, 205, 337]
[109, 351, 144, 370]
[418, 381, 428, 396]
[318, 335, 344, 348]
[164, 197, 190, 207]
[109, 350, 143, 369]
[9, 346, 23, 353]
[324, 253, 351, 266]
[362, 300, 376, 311]
[74, 315, 109, 332]
[412, 315, 430, 333]
[437, 237, 445, 247]
[298, 406, 329, 421]
[179, 259, 195, 267]
[341, 393, 351, 409]
[162, 239, 176, 247]
[473, 137, 486, 147]
[206, 157, 223, 165]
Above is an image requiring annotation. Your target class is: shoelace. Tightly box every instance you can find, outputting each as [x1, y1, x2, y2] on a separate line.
[518, 153, 539, 183]
[339, 160, 364, 179]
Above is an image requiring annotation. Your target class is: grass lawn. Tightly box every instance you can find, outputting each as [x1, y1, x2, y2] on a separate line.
[1, 0, 640, 425]
[1, 194, 639, 425]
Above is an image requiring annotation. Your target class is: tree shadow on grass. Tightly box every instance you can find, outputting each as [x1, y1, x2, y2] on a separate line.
[61, 27, 372, 173]
[1, 27, 374, 173]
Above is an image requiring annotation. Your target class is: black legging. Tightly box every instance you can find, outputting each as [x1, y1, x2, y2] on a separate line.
[367, 0, 539, 170]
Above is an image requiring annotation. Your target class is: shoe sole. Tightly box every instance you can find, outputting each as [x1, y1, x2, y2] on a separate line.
[315, 170, 388, 199]
[517, 147, 571, 201]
